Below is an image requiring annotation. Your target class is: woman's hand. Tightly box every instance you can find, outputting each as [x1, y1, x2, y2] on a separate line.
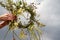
[0, 13, 16, 29]
[0, 13, 16, 21]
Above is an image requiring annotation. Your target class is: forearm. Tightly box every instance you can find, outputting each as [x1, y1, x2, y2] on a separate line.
[0, 21, 9, 29]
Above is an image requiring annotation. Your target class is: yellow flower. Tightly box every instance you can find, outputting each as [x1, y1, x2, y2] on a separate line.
[9, 26, 15, 30]
[30, 26, 34, 30]
[19, 31, 26, 39]
[14, 22, 18, 26]
[17, 8, 23, 14]
[9, 22, 18, 30]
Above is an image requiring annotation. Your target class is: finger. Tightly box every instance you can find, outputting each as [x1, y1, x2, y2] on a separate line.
[0, 13, 8, 17]
[0, 16, 8, 21]
[0, 13, 10, 21]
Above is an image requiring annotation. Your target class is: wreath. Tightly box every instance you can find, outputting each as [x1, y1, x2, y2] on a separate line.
[0, 0, 45, 40]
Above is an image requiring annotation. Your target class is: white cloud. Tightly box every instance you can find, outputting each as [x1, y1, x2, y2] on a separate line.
[36, 0, 60, 40]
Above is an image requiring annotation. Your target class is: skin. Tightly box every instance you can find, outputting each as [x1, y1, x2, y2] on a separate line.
[0, 13, 16, 29]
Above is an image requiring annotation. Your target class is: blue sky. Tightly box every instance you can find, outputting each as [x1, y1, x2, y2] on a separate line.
[0, 0, 60, 40]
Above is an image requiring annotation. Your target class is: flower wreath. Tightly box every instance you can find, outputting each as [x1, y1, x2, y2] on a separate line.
[0, 0, 45, 40]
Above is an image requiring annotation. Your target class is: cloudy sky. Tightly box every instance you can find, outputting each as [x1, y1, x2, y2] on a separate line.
[0, 0, 60, 40]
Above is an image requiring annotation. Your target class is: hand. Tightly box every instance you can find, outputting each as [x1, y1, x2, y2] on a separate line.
[0, 13, 16, 21]
[6, 13, 17, 21]
[0, 13, 17, 29]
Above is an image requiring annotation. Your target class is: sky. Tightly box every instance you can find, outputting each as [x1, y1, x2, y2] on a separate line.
[39, 0, 60, 40]
[0, 0, 60, 40]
